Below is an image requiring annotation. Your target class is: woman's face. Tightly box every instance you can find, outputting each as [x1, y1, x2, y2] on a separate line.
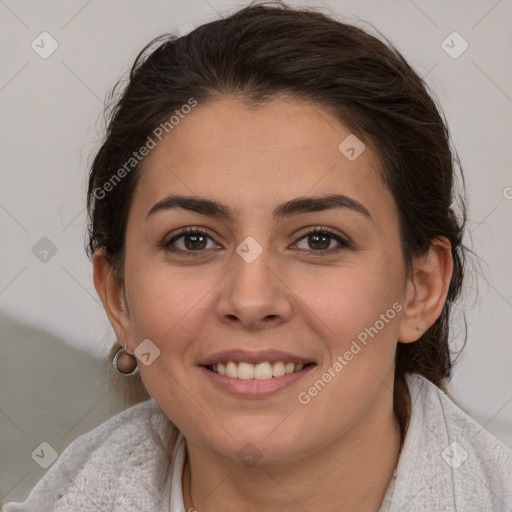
[116, 96, 413, 463]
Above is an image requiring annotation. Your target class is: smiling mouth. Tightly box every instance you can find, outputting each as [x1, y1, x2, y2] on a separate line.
[204, 361, 316, 380]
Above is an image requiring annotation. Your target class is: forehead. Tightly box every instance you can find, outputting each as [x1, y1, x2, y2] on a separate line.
[132, 95, 392, 223]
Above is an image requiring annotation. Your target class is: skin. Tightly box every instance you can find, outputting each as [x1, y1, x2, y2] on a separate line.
[94, 95, 453, 512]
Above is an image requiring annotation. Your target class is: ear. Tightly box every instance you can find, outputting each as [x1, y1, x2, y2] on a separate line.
[398, 237, 453, 343]
[92, 248, 134, 351]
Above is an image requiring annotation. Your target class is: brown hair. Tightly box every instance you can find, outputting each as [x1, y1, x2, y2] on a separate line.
[87, 1, 469, 438]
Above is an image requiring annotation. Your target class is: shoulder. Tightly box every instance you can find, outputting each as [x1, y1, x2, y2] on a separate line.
[2, 399, 180, 512]
[409, 373, 511, 468]
[385, 373, 512, 511]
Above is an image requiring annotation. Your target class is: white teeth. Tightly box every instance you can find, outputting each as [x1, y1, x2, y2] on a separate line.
[254, 362, 273, 380]
[211, 360, 307, 380]
[285, 362, 295, 374]
[238, 362, 255, 380]
[226, 361, 238, 378]
[272, 361, 285, 377]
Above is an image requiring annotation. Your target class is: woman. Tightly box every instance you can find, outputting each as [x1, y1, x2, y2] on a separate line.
[4, 2, 511, 511]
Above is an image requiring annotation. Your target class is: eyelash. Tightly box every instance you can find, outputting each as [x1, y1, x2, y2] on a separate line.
[161, 226, 352, 258]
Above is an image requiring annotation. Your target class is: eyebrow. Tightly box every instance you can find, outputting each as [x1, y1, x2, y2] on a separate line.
[146, 193, 372, 222]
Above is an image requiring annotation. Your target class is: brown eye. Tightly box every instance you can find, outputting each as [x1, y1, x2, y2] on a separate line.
[180, 233, 208, 250]
[162, 228, 220, 257]
[292, 228, 351, 253]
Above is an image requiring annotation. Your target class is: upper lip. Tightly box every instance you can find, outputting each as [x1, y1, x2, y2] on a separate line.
[199, 349, 316, 366]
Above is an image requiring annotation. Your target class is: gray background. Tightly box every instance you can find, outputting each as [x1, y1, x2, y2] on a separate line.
[1, 0, 511, 503]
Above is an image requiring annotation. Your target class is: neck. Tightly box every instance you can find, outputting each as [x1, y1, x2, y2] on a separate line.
[181, 388, 402, 512]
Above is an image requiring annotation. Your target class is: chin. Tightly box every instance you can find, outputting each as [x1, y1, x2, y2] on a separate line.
[202, 420, 308, 465]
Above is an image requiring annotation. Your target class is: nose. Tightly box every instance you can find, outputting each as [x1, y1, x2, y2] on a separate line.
[215, 248, 294, 331]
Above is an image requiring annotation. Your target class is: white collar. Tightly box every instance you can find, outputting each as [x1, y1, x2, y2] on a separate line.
[169, 430, 187, 512]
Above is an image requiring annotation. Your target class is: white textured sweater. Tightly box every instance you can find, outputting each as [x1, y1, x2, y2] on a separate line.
[3, 374, 511, 511]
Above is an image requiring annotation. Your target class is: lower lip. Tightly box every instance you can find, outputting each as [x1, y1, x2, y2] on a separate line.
[199, 365, 316, 397]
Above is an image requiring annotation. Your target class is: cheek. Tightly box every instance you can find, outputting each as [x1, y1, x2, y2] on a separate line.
[291, 264, 402, 412]
[293, 272, 401, 427]
[293, 263, 402, 343]
[124, 261, 212, 353]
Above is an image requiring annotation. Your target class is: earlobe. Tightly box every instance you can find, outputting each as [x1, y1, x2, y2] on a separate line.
[397, 237, 453, 343]
[92, 249, 133, 349]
